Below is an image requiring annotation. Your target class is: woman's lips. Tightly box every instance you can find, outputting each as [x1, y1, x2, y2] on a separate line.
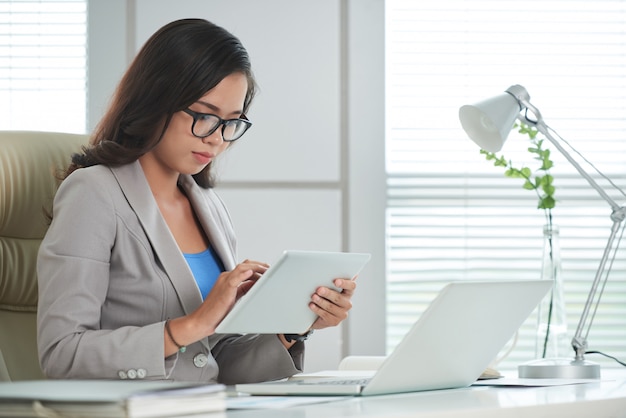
[193, 151, 213, 165]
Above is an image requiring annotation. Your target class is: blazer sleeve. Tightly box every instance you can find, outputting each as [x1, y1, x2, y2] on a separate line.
[36, 168, 172, 380]
[211, 333, 304, 384]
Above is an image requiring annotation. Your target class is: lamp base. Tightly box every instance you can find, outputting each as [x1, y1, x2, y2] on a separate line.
[518, 357, 600, 379]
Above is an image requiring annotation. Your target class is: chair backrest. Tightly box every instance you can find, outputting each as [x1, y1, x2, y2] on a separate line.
[0, 131, 88, 381]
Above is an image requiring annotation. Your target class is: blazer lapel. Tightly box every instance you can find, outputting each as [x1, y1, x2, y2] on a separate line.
[178, 175, 237, 272]
[109, 162, 203, 315]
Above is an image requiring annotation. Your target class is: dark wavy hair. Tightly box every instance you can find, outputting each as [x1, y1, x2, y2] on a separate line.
[66, 18, 256, 188]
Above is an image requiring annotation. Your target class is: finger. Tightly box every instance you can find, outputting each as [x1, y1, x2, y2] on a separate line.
[227, 261, 268, 284]
[236, 280, 256, 299]
[333, 278, 357, 295]
[215, 264, 256, 287]
[309, 300, 346, 328]
[338, 277, 357, 289]
[237, 263, 268, 275]
[312, 291, 352, 316]
[241, 259, 270, 270]
[316, 286, 353, 309]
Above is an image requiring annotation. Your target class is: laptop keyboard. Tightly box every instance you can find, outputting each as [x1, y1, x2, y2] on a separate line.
[296, 378, 371, 386]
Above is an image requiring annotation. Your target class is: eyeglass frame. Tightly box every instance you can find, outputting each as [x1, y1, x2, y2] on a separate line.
[182, 108, 252, 142]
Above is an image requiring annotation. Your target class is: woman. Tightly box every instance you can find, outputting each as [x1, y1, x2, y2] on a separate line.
[36, 18, 356, 384]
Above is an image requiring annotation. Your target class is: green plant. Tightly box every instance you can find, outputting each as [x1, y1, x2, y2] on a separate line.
[480, 123, 556, 223]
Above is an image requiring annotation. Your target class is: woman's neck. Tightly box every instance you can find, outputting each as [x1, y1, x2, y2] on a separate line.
[138, 154, 181, 202]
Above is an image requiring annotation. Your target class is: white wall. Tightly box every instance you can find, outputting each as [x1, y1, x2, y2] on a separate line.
[345, 0, 386, 357]
[88, 0, 385, 373]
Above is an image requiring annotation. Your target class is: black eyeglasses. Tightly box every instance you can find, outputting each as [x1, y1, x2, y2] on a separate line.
[182, 109, 252, 142]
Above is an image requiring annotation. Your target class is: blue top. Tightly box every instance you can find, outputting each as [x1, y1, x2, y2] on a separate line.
[183, 247, 224, 300]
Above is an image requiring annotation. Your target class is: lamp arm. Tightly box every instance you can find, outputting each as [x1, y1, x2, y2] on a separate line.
[571, 218, 625, 360]
[516, 106, 626, 361]
[518, 113, 622, 212]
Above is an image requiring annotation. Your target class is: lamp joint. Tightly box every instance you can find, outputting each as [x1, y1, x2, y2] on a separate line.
[610, 206, 626, 222]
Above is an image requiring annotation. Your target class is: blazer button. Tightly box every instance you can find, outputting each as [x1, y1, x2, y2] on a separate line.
[193, 353, 208, 368]
[118, 370, 128, 379]
[127, 369, 137, 379]
[137, 368, 147, 379]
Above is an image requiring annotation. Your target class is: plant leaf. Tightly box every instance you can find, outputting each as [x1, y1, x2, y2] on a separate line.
[479, 122, 556, 213]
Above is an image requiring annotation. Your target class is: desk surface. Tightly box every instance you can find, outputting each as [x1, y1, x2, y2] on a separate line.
[226, 369, 626, 418]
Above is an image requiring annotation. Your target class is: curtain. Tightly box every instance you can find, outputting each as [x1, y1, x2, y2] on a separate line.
[385, 0, 626, 370]
[0, 0, 87, 133]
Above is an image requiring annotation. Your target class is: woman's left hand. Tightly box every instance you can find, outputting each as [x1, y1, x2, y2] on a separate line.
[309, 277, 358, 330]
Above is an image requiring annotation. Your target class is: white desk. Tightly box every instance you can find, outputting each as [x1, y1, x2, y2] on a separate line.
[226, 370, 626, 417]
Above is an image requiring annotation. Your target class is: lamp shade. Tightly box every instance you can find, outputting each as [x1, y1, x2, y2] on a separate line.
[459, 91, 522, 153]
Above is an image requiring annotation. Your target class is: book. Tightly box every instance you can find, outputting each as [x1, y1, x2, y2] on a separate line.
[0, 380, 226, 418]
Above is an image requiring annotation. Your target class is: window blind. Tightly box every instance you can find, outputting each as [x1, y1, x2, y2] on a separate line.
[0, 0, 87, 134]
[385, 0, 626, 370]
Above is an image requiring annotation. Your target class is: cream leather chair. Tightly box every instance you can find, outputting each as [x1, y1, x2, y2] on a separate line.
[0, 131, 88, 381]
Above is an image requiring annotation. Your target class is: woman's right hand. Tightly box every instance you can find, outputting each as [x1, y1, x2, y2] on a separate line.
[195, 259, 269, 334]
[164, 260, 269, 356]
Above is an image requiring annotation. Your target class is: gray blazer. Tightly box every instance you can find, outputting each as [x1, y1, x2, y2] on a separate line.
[37, 161, 303, 384]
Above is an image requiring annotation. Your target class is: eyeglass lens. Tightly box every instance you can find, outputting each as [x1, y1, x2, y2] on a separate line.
[193, 114, 250, 141]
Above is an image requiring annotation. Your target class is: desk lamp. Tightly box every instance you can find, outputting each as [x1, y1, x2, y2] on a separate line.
[458, 85, 626, 379]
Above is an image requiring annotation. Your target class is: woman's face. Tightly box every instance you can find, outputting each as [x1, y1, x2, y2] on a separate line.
[149, 72, 249, 177]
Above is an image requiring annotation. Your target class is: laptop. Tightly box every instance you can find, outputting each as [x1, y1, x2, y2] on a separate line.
[236, 279, 552, 396]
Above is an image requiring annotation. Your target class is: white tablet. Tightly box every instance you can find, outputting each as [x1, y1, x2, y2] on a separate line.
[214, 250, 371, 334]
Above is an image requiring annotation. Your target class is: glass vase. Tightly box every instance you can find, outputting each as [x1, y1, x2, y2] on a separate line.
[535, 224, 570, 359]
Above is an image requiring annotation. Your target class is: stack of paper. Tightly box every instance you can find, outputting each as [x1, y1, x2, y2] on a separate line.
[0, 380, 225, 417]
